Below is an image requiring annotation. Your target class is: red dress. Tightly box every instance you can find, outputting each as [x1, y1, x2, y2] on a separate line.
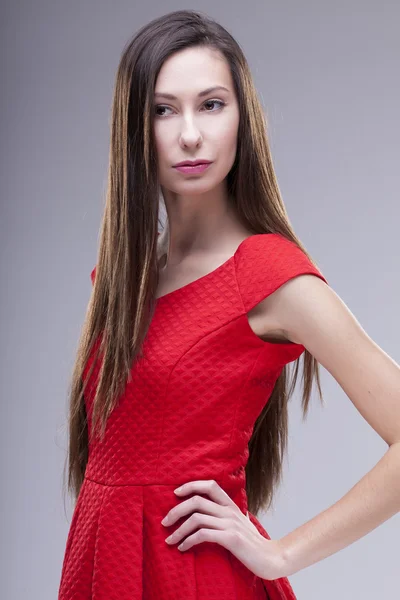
[58, 232, 328, 600]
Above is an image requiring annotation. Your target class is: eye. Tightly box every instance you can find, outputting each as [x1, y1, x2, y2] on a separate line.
[202, 99, 225, 112]
[154, 99, 225, 117]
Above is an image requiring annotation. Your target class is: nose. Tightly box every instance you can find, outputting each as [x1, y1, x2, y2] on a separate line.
[179, 117, 202, 148]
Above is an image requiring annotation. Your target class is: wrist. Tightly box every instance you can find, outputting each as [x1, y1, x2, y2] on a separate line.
[263, 538, 291, 581]
[273, 537, 292, 579]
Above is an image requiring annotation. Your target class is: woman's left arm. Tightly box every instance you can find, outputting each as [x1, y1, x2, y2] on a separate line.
[267, 274, 400, 577]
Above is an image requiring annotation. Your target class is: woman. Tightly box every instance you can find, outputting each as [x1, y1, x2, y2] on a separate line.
[58, 10, 400, 600]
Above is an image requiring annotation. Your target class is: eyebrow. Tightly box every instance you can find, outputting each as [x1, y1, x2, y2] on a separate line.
[153, 85, 230, 100]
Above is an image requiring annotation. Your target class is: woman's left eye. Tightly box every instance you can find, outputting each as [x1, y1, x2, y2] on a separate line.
[202, 99, 225, 111]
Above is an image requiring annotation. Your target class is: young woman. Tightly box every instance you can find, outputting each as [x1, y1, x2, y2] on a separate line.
[58, 10, 400, 600]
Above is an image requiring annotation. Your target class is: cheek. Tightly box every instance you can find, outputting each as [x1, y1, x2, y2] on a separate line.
[153, 119, 175, 150]
[153, 129, 169, 159]
[212, 113, 239, 153]
[213, 127, 238, 163]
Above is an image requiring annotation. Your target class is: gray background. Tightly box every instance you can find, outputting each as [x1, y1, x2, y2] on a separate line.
[1, 1, 399, 598]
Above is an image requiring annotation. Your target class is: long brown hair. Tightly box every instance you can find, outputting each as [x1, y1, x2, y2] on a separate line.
[63, 9, 325, 518]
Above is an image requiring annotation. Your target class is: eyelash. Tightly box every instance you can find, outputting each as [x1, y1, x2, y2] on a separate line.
[154, 99, 226, 117]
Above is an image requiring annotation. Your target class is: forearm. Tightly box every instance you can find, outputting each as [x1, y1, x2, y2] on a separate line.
[276, 441, 400, 577]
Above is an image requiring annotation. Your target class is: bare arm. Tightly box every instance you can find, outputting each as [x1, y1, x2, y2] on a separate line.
[260, 275, 400, 576]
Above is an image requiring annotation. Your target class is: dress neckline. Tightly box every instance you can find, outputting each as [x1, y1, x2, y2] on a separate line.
[155, 233, 274, 303]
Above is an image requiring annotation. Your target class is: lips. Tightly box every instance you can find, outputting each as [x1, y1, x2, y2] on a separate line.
[174, 160, 212, 167]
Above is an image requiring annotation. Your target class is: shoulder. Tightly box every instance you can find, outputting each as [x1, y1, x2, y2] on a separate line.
[234, 232, 328, 312]
[234, 232, 315, 271]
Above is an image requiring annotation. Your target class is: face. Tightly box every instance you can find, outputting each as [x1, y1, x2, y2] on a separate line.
[153, 46, 240, 197]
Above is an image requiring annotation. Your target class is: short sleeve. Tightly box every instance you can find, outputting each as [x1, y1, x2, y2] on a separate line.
[234, 233, 328, 312]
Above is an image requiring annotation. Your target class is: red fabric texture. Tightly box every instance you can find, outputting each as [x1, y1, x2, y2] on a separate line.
[59, 233, 328, 599]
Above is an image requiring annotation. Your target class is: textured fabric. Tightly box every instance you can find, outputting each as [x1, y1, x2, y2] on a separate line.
[58, 232, 328, 599]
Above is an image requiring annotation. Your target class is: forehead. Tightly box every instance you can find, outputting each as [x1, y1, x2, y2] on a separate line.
[154, 47, 232, 96]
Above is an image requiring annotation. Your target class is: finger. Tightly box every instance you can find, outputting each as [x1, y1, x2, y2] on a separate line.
[165, 494, 230, 526]
[177, 526, 237, 552]
[174, 479, 235, 509]
[166, 513, 228, 546]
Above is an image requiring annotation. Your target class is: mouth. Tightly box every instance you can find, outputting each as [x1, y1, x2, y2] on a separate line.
[173, 160, 212, 167]
[173, 162, 213, 174]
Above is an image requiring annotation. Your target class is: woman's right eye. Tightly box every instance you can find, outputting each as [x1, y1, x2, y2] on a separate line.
[154, 105, 171, 117]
